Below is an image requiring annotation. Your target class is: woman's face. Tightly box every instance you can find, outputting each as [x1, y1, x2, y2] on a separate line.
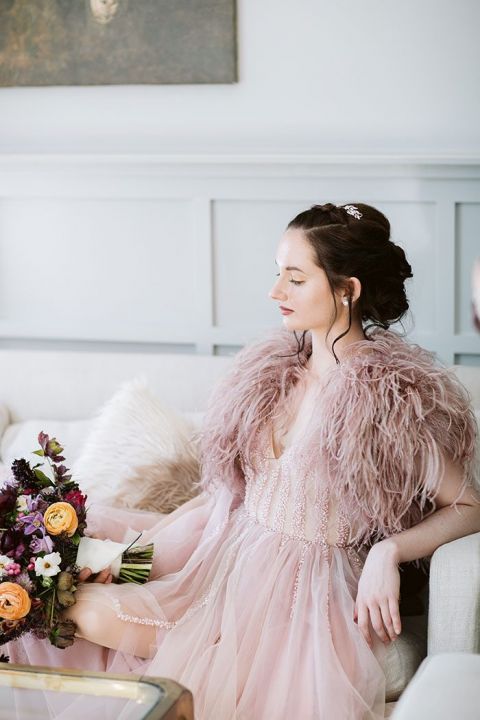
[269, 227, 346, 333]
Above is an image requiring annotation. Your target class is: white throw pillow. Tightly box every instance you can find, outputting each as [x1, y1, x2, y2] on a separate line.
[72, 377, 199, 506]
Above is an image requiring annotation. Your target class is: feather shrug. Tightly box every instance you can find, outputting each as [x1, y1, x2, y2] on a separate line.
[199, 326, 479, 546]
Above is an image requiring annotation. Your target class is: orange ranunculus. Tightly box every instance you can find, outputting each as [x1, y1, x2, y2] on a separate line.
[0, 582, 31, 620]
[44, 502, 78, 537]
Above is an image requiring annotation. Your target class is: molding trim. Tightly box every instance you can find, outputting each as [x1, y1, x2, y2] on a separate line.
[0, 154, 480, 180]
[0, 153, 479, 364]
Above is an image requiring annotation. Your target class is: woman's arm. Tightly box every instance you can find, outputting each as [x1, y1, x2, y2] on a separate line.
[378, 456, 480, 564]
[354, 455, 480, 648]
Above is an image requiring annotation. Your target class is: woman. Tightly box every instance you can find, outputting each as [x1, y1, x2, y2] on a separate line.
[7, 202, 480, 719]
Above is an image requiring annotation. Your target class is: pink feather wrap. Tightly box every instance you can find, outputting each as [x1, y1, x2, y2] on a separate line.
[199, 326, 479, 547]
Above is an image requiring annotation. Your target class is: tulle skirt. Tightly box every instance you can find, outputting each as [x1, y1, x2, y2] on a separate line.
[6, 485, 387, 720]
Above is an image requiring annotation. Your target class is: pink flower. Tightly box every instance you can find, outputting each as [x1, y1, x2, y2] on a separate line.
[5, 562, 21, 576]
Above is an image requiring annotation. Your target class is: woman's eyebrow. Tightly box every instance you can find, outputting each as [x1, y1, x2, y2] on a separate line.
[274, 259, 306, 274]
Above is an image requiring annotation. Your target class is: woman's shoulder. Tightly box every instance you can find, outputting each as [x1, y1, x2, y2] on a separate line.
[341, 328, 446, 382]
[327, 329, 476, 439]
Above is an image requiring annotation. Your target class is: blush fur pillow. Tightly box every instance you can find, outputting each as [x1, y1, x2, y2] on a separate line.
[72, 377, 202, 512]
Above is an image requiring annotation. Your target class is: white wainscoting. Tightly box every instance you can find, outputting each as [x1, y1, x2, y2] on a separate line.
[0, 154, 479, 366]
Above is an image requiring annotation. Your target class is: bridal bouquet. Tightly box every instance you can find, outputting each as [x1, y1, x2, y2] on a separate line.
[0, 433, 153, 651]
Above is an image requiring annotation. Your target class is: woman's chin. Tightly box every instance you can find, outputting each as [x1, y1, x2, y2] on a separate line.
[281, 315, 307, 331]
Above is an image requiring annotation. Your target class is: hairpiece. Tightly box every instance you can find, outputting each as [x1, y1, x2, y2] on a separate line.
[343, 205, 363, 220]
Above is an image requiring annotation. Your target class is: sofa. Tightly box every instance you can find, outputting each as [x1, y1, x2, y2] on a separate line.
[0, 348, 479, 716]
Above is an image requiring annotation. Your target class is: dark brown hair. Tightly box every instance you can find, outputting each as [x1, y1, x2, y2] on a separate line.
[282, 202, 413, 363]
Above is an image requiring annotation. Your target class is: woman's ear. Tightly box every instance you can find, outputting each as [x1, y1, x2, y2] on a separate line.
[347, 277, 362, 304]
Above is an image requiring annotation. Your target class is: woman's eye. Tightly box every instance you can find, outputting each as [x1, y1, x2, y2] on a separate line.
[275, 272, 303, 286]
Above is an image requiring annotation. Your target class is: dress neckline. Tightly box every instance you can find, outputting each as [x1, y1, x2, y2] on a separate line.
[267, 372, 318, 462]
[269, 425, 294, 462]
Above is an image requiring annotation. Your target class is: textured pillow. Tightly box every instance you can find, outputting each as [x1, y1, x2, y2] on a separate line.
[384, 615, 427, 701]
[72, 377, 201, 511]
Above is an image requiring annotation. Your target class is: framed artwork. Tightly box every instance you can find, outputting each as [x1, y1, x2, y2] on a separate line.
[0, 0, 237, 86]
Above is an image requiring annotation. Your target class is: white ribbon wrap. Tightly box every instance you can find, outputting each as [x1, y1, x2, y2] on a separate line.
[76, 533, 142, 578]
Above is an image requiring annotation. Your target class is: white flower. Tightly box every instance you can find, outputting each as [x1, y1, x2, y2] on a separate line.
[34, 552, 62, 577]
[16, 495, 29, 513]
[0, 554, 11, 578]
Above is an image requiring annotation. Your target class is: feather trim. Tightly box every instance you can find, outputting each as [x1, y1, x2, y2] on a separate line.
[199, 326, 479, 547]
[311, 331, 479, 546]
[199, 326, 305, 497]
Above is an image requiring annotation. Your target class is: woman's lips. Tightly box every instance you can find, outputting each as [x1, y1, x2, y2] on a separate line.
[280, 306, 294, 314]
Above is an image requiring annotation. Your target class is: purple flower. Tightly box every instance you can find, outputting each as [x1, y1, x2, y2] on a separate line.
[12, 543, 25, 560]
[25, 495, 48, 513]
[38, 432, 65, 463]
[29, 534, 53, 554]
[15, 511, 45, 536]
[15, 571, 34, 593]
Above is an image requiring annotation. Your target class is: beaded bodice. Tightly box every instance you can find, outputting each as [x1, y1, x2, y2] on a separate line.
[241, 426, 353, 548]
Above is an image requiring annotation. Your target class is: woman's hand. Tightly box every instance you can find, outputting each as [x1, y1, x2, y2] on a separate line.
[78, 567, 113, 584]
[353, 539, 401, 648]
[78, 532, 113, 583]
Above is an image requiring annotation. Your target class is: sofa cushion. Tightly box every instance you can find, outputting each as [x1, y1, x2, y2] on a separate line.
[72, 377, 201, 510]
[384, 614, 427, 701]
[1, 418, 92, 470]
[0, 404, 10, 444]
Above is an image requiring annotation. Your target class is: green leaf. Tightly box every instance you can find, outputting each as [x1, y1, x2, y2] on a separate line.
[33, 469, 53, 487]
[70, 533, 81, 546]
[32, 450, 45, 457]
[41, 576, 54, 589]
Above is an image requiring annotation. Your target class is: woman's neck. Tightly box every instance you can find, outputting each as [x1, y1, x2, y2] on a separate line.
[306, 324, 369, 379]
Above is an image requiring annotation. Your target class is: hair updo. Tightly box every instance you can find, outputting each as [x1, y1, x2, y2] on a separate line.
[288, 202, 412, 327]
[285, 202, 413, 362]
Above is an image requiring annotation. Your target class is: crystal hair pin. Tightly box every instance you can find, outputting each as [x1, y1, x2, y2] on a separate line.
[343, 205, 363, 220]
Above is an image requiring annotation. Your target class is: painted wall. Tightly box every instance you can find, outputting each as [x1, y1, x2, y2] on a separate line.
[0, 0, 479, 155]
[0, 1, 478, 366]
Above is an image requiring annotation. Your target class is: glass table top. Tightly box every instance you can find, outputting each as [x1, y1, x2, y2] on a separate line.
[0, 663, 193, 720]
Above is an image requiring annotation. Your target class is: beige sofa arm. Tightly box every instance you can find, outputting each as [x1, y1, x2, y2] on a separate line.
[390, 653, 480, 720]
[428, 531, 480, 655]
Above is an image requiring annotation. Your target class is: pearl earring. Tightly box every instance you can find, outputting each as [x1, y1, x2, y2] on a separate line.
[342, 297, 349, 306]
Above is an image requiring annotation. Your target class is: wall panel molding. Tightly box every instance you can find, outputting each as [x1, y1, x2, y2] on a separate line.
[0, 154, 479, 366]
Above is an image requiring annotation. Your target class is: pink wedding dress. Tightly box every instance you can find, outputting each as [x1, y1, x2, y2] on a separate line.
[6, 376, 387, 719]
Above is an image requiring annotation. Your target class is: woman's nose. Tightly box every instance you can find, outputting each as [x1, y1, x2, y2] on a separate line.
[269, 278, 287, 301]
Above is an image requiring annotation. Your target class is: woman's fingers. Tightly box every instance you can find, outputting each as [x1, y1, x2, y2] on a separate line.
[356, 602, 372, 648]
[388, 596, 402, 636]
[356, 598, 401, 646]
[77, 567, 112, 583]
[369, 604, 390, 644]
[379, 600, 397, 642]
[93, 568, 112, 583]
[78, 567, 92, 582]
